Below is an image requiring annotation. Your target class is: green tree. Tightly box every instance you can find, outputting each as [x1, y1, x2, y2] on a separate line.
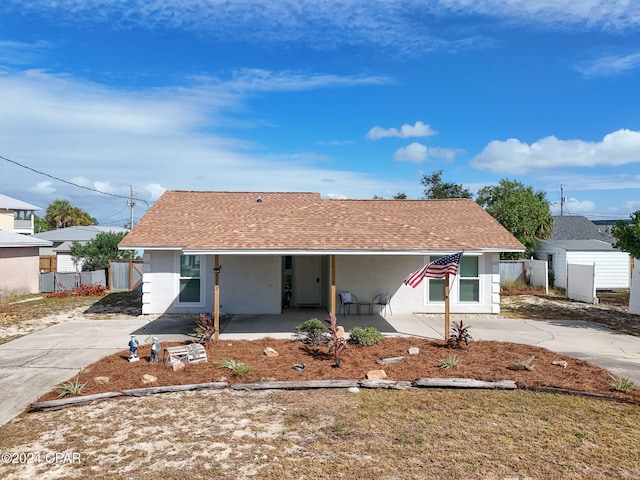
[611, 211, 640, 258]
[70, 232, 135, 271]
[44, 199, 97, 229]
[393, 192, 407, 199]
[476, 179, 553, 258]
[33, 215, 52, 233]
[421, 170, 472, 199]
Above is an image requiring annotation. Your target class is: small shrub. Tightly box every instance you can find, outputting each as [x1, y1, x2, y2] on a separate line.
[56, 375, 87, 398]
[217, 359, 252, 378]
[349, 326, 383, 346]
[447, 320, 473, 348]
[608, 373, 634, 393]
[438, 355, 459, 369]
[195, 314, 216, 344]
[295, 318, 327, 346]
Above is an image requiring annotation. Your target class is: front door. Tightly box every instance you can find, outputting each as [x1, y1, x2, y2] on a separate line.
[294, 256, 322, 306]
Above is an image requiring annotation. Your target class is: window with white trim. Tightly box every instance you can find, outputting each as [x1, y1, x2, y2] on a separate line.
[458, 256, 479, 302]
[179, 255, 201, 303]
[426, 255, 480, 303]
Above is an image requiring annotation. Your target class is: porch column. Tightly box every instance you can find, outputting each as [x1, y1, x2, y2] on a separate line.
[330, 255, 336, 317]
[214, 255, 220, 341]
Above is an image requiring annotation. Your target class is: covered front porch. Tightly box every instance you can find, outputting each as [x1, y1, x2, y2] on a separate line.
[132, 307, 446, 342]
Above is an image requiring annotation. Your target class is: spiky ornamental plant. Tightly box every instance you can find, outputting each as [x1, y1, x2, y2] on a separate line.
[194, 314, 215, 344]
[447, 320, 473, 348]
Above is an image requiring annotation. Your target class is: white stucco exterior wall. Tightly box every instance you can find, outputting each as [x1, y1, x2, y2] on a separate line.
[219, 255, 282, 314]
[335, 253, 499, 315]
[141, 251, 501, 316]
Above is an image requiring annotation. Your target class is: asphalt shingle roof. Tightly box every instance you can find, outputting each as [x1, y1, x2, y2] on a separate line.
[119, 191, 525, 253]
[551, 215, 615, 245]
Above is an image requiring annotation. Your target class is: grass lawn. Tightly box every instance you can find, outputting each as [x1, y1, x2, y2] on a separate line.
[1, 388, 639, 479]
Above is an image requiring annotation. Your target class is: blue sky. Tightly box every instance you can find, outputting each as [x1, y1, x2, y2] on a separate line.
[1, 1, 639, 226]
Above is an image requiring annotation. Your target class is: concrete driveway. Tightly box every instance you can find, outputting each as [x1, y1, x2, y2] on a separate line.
[1, 312, 639, 428]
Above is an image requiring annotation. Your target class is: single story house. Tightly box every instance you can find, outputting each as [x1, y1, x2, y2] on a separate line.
[119, 191, 524, 317]
[535, 239, 630, 290]
[34, 226, 129, 272]
[0, 230, 52, 297]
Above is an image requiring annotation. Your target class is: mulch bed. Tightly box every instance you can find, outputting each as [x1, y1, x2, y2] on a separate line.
[37, 337, 640, 403]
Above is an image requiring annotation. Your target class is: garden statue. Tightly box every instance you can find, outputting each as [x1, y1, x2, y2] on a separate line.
[128, 335, 139, 363]
[150, 337, 161, 363]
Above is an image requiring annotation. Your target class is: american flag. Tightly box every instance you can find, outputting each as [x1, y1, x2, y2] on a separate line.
[403, 252, 462, 288]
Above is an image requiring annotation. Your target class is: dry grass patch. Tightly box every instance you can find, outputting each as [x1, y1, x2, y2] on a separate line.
[1, 389, 639, 479]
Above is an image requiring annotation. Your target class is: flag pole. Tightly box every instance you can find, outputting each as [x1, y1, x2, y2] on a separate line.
[444, 272, 450, 341]
[214, 255, 220, 342]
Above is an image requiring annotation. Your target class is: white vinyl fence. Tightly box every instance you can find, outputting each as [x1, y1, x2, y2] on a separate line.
[528, 259, 548, 294]
[567, 263, 597, 304]
[630, 258, 640, 315]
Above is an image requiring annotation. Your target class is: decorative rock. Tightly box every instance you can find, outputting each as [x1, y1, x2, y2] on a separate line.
[366, 369, 387, 380]
[94, 376, 109, 385]
[172, 360, 186, 372]
[408, 347, 420, 355]
[261, 377, 276, 382]
[377, 356, 404, 365]
[293, 363, 305, 372]
[142, 374, 157, 385]
[336, 326, 346, 339]
[264, 347, 279, 357]
[348, 386, 360, 393]
[507, 355, 535, 371]
[552, 360, 568, 368]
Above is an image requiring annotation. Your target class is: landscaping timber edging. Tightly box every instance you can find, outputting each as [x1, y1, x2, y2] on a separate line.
[28, 377, 519, 412]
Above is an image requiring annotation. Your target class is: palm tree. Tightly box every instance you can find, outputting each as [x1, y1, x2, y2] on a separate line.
[44, 199, 97, 229]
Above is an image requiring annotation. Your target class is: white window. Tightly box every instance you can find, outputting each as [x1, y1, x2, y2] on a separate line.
[179, 255, 202, 304]
[458, 256, 479, 302]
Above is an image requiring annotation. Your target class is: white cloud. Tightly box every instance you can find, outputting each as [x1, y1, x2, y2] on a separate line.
[28, 181, 56, 194]
[428, 147, 465, 162]
[435, 0, 640, 30]
[394, 143, 428, 163]
[550, 197, 596, 216]
[0, 67, 412, 220]
[367, 121, 437, 140]
[1, 0, 635, 56]
[576, 52, 640, 77]
[471, 129, 640, 174]
[0, 40, 50, 65]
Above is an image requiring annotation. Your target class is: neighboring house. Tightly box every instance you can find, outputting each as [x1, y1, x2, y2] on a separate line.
[534, 215, 630, 290]
[34, 226, 129, 272]
[119, 191, 524, 317]
[0, 230, 52, 297]
[0, 193, 42, 235]
[549, 215, 616, 245]
[535, 239, 630, 290]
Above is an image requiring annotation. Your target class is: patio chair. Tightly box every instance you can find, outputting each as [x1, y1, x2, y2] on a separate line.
[372, 293, 393, 315]
[338, 292, 358, 315]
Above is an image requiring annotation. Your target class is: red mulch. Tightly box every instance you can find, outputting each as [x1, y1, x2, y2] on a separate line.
[37, 337, 640, 403]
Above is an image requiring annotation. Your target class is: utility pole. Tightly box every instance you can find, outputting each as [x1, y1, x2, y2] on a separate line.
[560, 185, 565, 216]
[128, 185, 136, 229]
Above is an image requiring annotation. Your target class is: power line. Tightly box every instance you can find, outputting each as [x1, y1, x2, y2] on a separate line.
[0, 154, 150, 208]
